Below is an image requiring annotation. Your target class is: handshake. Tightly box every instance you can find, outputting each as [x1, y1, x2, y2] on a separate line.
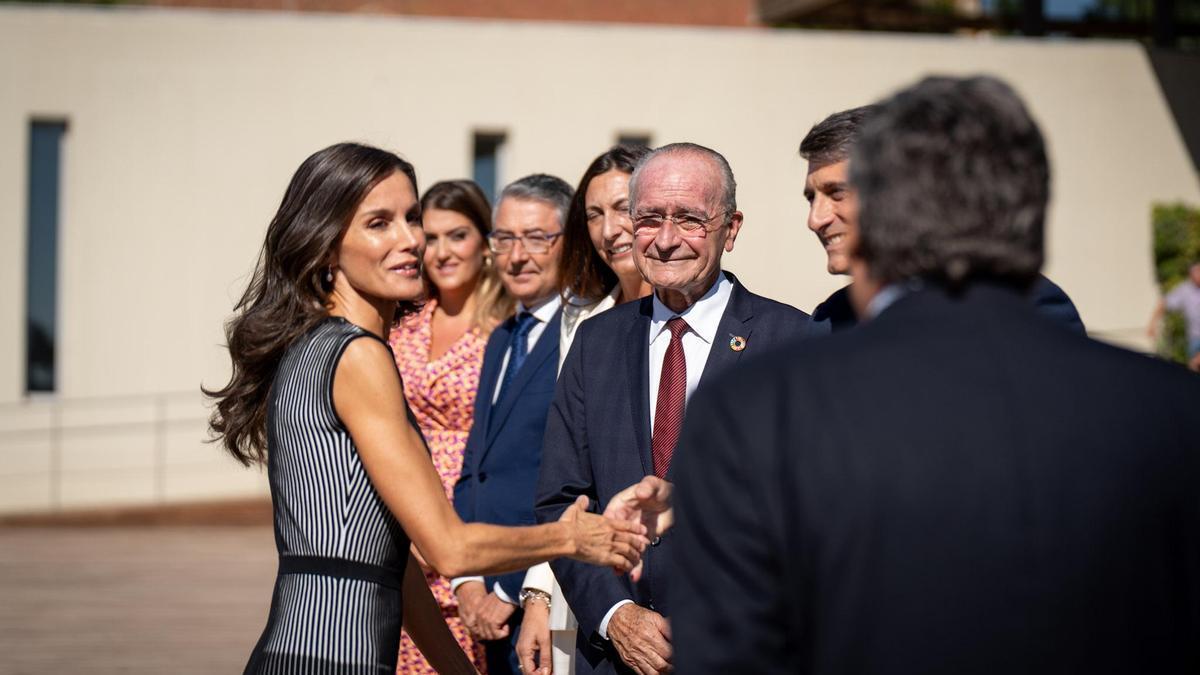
[600, 476, 674, 582]
[552, 476, 675, 581]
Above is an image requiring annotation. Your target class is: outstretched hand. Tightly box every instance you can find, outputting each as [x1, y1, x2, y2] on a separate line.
[603, 476, 675, 583]
[559, 495, 648, 573]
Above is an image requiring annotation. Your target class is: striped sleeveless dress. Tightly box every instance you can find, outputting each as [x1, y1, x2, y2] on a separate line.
[245, 317, 414, 674]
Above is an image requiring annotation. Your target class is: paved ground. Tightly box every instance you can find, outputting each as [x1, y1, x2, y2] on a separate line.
[0, 526, 278, 674]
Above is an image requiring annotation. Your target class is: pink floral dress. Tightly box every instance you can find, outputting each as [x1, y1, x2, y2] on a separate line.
[388, 300, 489, 674]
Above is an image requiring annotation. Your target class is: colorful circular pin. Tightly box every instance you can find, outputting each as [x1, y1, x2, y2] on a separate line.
[729, 335, 746, 352]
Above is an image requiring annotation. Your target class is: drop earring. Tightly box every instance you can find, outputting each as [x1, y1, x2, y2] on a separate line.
[325, 266, 334, 283]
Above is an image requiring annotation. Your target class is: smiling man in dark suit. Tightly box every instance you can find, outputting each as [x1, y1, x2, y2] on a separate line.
[672, 76, 1200, 674]
[799, 105, 1086, 335]
[452, 173, 572, 675]
[535, 143, 814, 674]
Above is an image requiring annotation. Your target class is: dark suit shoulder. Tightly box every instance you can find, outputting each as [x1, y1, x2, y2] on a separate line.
[810, 285, 857, 334]
[1030, 274, 1086, 334]
[721, 278, 814, 346]
[743, 287, 811, 321]
[570, 295, 646, 346]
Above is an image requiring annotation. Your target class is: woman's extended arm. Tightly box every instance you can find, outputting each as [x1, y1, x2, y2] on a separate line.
[333, 337, 647, 580]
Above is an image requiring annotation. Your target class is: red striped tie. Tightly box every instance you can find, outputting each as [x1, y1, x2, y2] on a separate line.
[651, 317, 689, 478]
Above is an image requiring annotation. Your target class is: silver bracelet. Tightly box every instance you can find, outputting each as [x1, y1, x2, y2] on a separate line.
[519, 588, 552, 609]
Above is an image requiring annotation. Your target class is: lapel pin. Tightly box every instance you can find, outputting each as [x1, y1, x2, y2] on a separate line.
[729, 335, 747, 352]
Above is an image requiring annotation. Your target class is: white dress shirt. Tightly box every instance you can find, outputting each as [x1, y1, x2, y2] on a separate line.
[646, 273, 733, 432]
[453, 293, 562, 604]
[598, 273, 734, 639]
[558, 286, 621, 370]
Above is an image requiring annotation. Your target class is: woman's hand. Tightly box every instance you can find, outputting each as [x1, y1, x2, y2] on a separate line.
[558, 495, 648, 572]
[516, 596, 552, 675]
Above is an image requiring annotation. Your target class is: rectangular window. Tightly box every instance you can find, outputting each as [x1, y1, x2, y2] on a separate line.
[472, 132, 506, 204]
[26, 120, 67, 394]
[617, 132, 653, 148]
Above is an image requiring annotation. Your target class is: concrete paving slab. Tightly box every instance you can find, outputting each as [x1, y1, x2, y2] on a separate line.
[0, 526, 277, 674]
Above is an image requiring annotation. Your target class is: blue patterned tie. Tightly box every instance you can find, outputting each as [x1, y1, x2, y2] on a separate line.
[497, 311, 538, 402]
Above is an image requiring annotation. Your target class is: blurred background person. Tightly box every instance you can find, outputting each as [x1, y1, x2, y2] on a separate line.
[389, 179, 514, 673]
[452, 174, 575, 675]
[206, 143, 647, 674]
[1148, 260, 1200, 371]
[516, 144, 653, 675]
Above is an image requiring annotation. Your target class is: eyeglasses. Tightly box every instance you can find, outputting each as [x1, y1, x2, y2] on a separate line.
[631, 211, 729, 236]
[487, 231, 563, 254]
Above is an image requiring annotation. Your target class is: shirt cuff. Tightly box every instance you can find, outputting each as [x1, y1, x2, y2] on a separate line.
[493, 582, 519, 606]
[522, 562, 555, 594]
[450, 576, 485, 593]
[598, 600, 635, 640]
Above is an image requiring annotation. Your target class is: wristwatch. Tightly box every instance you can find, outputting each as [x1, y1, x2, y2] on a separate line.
[518, 588, 552, 609]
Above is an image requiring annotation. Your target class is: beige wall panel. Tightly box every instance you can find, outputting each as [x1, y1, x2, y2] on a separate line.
[0, 474, 53, 512]
[58, 399, 157, 429]
[0, 434, 52, 477]
[60, 428, 154, 471]
[164, 459, 269, 501]
[58, 467, 157, 509]
[0, 403, 53, 434]
[0, 105, 24, 404]
[165, 422, 235, 468]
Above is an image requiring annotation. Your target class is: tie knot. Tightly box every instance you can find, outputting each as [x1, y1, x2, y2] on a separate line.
[515, 311, 538, 335]
[666, 317, 689, 340]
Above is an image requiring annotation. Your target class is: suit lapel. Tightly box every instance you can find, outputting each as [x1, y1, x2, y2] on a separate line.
[472, 317, 512, 466]
[695, 275, 755, 394]
[626, 298, 653, 476]
[484, 309, 562, 450]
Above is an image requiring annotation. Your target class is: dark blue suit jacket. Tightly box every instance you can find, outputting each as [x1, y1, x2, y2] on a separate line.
[455, 309, 562, 600]
[534, 273, 814, 674]
[810, 273, 1086, 335]
[673, 284, 1200, 673]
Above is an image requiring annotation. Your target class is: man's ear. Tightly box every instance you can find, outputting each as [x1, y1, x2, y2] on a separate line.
[724, 211, 744, 252]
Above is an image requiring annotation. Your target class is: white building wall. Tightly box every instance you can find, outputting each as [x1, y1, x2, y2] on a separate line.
[0, 6, 1197, 512]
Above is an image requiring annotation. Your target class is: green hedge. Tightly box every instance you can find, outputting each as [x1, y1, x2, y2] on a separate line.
[1152, 203, 1200, 364]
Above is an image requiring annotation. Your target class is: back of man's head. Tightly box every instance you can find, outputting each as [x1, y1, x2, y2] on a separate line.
[851, 76, 1047, 290]
[798, 105, 879, 166]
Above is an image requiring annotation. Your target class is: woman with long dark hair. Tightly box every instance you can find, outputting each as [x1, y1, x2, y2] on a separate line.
[555, 144, 655, 352]
[389, 180, 512, 674]
[515, 144, 653, 675]
[205, 143, 645, 675]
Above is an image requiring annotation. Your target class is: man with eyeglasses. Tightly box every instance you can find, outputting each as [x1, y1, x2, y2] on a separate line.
[453, 173, 572, 675]
[535, 143, 815, 675]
